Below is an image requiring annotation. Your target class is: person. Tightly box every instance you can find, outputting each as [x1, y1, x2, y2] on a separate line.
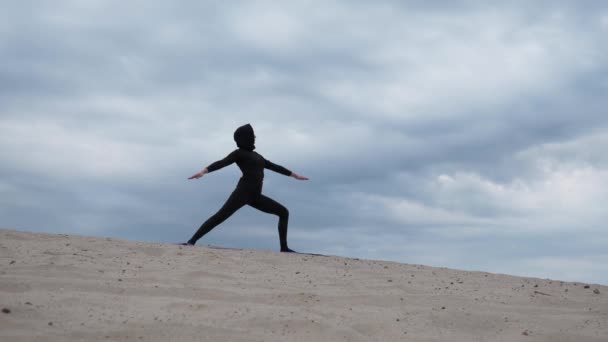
[184, 123, 309, 252]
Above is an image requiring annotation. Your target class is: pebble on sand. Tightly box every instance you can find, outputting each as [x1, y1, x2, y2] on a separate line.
[2, 308, 11, 314]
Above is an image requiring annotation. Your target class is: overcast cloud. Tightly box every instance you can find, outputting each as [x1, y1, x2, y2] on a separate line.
[2, 1, 608, 284]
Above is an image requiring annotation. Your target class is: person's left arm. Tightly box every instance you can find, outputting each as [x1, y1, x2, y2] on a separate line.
[264, 158, 292, 176]
[264, 158, 309, 180]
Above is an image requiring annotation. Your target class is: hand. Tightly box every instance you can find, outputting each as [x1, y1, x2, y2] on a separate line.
[291, 173, 309, 180]
[188, 172, 204, 180]
[188, 170, 205, 180]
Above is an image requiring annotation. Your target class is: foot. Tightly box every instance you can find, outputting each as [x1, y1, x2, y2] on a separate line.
[280, 247, 296, 253]
[179, 242, 195, 246]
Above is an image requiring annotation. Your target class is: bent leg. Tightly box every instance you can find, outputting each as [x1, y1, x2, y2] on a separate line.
[249, 194, 293, 252]
[188, 191, 246, 245]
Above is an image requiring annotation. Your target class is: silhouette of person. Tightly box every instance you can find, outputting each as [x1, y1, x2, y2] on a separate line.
[185, 123, 309, 252]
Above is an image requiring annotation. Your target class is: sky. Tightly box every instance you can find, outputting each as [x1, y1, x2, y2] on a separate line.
[1, 1, 608, 284]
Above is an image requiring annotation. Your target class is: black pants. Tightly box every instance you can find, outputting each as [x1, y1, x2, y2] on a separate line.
[189, 188, 289, 249]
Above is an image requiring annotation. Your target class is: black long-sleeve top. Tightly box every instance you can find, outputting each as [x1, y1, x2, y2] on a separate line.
[206, 149, 292, 190]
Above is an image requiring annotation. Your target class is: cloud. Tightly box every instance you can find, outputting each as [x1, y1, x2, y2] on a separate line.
[1, 1, 608, 284]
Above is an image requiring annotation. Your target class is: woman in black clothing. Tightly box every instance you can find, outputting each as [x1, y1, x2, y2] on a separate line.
[185, 123, 309, 252]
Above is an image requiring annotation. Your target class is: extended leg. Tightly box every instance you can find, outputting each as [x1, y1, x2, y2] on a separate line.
[249, 194, 294, 252]
[188, 191, 246, 245]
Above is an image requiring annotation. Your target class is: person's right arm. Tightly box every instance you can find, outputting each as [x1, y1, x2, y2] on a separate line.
[188, 150, 238, 179]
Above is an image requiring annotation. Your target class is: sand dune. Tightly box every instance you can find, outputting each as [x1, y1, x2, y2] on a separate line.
[1, 229, 606, 341]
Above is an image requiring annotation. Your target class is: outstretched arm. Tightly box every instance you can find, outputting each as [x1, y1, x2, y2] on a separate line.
[264, 158, 309, 180]
[188, 150, 238, 180]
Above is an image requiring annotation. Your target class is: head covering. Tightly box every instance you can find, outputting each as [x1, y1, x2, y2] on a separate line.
[233, 123, 256, 151]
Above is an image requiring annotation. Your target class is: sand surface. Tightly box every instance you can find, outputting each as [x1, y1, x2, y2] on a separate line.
[1, 229, 607, 341]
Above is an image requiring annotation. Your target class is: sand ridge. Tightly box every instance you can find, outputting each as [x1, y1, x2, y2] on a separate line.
[1, 229, 607, 341]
